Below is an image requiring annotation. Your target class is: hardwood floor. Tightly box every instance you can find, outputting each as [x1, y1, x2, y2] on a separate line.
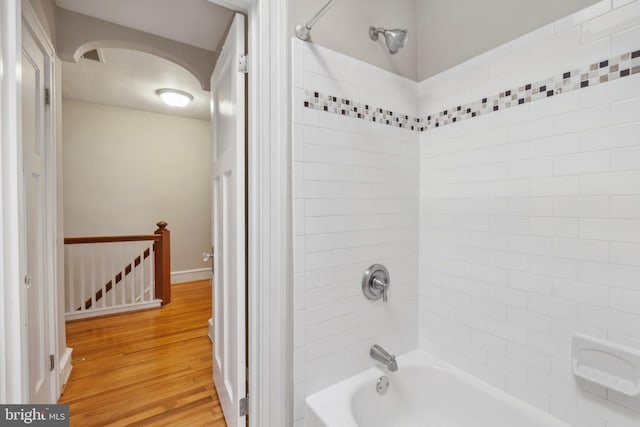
[59, 280, 226, 427]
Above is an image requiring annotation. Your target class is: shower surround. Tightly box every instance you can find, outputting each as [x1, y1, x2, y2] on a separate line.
[293, 1, 640, 426]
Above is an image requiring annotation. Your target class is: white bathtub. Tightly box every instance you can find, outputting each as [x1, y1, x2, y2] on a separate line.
[305, 350, 570, 427]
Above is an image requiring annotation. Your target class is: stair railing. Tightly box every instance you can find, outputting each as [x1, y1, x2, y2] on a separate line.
[64, 221, 171, 320]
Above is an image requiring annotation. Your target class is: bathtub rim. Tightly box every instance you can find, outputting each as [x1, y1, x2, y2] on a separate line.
[304, 349, 571, 427]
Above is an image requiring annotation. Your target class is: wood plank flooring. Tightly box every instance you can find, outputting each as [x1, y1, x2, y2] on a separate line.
[59, 280, 226, 427]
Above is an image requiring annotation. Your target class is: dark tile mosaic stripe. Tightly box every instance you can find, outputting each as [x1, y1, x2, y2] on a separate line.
[303, 91, 419, 130]
[421, 49, 640, 131]
[302, 49, 640, 132]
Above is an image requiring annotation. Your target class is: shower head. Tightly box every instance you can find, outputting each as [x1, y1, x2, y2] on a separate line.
[369, 27, 408, 55]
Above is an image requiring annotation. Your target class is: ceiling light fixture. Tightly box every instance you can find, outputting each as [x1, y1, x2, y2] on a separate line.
[156, 88, 193, 107]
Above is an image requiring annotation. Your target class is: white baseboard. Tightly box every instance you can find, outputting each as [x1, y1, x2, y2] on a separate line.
[208, 318, 213, 342]
[171, 268, 212, 284]
[59, 347, 73, 394]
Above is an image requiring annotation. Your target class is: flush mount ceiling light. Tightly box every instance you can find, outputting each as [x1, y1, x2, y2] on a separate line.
[156, 88, 193, 107]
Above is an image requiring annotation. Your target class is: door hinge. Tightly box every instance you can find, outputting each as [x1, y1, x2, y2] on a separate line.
[44, 88, 50, 106]
[49, 354, 55, 372]
[239, 394, 248, 417]
[238, 54, 248, 74]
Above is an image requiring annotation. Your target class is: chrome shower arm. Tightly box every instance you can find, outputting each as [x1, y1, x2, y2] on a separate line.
[305, 0, 336, 29]
[295, 0, 337, 41]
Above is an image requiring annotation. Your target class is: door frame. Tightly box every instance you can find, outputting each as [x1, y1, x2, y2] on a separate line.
[1, 0, 291, 423]
[0, 0, 59, 403]
[210, 0, 292, 425]
[0, 0, 25, 404]
[21, 0, 60, 403]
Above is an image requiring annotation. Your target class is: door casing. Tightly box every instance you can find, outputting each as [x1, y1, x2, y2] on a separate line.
[0, 0, 59, 404]
[209, 1, 292, 425]
[21, 4, 58, 403]
[0, 0, 26, 404]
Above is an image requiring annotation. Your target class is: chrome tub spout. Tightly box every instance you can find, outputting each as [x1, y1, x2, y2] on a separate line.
[370, 344, 398, 372]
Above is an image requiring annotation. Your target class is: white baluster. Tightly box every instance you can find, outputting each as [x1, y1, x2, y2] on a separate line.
[111, 243, 117, 307]
[130, 243, 135, 305]
[149, 244, 155, 302]
[139, 243, 145, 302]
[120, 244, 126, 305]
[79, 245, 86, 311]
[90, 243, 96, 311]
[100, 243, 108, 308]
[66, 245, 73, 313]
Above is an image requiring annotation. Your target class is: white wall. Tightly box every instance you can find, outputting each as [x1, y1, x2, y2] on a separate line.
[62, 100, 211, 274]
[292, 38, 419, 426]
[416, 0, 600, 80]
[288, 0, 601, 81]
[288, 0, 418, 80]
[419, 1, 640, 426]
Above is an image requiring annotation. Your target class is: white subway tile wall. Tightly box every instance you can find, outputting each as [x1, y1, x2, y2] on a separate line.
[292, 1, 640, 426]
[292, 39, 419, 424]
[419, 2, 640, 426]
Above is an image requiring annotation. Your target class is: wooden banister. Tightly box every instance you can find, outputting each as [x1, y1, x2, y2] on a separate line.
[154, 221, 171, 306]
[64, 221, 171, 307]
[65, 235, 160, 244]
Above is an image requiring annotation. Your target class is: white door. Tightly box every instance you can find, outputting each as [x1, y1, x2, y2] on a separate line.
[211, 13, 246, 426]
[22, 22, 53, 403]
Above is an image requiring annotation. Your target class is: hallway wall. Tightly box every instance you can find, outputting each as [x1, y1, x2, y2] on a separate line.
[62, 99, 212, 274]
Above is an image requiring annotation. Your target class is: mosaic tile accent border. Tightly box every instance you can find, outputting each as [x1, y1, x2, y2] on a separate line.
[302, 49, 640, 132]
[303, 91, 419, 130]
[421, 49, 640, 131]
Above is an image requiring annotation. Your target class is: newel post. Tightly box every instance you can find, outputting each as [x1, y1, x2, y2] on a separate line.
[154, 221, 171, 305]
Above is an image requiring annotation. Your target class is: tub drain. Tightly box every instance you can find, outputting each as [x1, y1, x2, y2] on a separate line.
[376, 375, 389, 394]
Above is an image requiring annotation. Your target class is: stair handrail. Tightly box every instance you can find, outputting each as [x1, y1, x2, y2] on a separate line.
[64, 221, 171, 306]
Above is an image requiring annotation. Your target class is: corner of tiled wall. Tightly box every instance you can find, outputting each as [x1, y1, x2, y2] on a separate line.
[291, 39, 420, 425]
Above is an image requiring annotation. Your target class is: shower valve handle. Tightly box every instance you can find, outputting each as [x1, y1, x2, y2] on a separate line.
[362, 264, 390, 302]
[372, 278, 389, 302]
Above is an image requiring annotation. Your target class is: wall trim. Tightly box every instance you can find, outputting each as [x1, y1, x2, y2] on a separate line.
[208, 1, 293, 425]
[0, 0, 25, 403]
[22, 0, 60, 403]
[247, 0, 292, 426]
[171, 268, 211, 284]
[58, 347, 73, 393]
